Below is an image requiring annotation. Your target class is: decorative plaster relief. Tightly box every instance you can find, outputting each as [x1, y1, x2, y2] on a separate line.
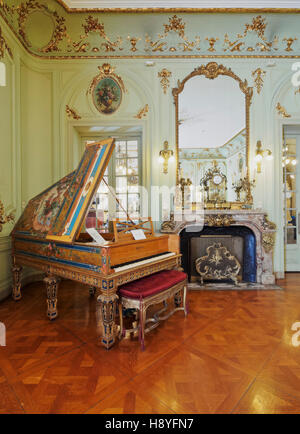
[252, 68, 266, 94]
[276, 102, 291, 118]
[0, 26, 12, 58]
[158, 68, 172, 94]
[0, 2, 299, 58]
[65, 104, 81, 119]
[134, 104, 149, 119]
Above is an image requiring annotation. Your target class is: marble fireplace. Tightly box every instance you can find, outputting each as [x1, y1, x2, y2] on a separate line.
[161, 210, 277, 287]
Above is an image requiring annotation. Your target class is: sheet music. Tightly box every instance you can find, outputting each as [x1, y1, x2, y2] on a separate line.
[86, 228, 109, 246]
[131, 229, 147, 240]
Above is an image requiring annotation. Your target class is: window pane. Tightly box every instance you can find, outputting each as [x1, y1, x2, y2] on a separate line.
[286, 209, 297, 226]
[116, 159, 127, 175]
[128, 176, 139, 193]
[116, 177, 128, 194]
[127, 141, 138, 157]
[286, 191, 297, 210]
[116, 194, 127, 211]
[128, 194, 140, 214]
[287, 228, 297, 244]
[115, 142, 126, 158]
[127, 159, 138, 175]
[98, 178, 109, 194]
[98, 194, 108, 211]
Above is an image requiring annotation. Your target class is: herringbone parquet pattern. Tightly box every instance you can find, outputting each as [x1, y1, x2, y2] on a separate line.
[1, 275, 300, 413]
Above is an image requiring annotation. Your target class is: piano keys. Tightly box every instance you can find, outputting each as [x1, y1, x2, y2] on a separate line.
[11, 138, 181, 349]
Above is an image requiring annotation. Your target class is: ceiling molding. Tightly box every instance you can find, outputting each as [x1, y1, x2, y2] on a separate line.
[56, 0, 300, 13]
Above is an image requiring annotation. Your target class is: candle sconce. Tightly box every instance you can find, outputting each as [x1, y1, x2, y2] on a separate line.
[255, 140, 273, 173]
[158, 141, 175, 174]
[0, 200, 15, 233]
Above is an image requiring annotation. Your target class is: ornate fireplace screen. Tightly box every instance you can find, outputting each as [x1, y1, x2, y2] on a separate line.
[195, 242, 241, 285]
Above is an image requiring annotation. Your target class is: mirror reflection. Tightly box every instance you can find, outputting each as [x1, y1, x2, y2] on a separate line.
[178, 73, 247, 205]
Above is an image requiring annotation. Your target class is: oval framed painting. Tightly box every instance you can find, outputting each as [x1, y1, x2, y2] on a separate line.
[92, 77, 122, 115]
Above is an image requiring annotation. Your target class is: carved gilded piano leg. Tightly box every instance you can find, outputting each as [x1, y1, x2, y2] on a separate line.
[89, 286, 97, 296]
[97, 278, 118, 349]
[12, 264, 22, 301]
[44, 275, 60, 320]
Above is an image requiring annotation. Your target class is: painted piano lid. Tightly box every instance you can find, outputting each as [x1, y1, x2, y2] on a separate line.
[12, 138, 115, 243]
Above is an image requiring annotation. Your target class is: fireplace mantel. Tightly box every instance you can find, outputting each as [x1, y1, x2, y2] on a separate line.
[161, 209, 277, 285]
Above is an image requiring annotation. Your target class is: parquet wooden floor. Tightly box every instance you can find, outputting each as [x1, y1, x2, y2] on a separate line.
[1, 274, 300, 414]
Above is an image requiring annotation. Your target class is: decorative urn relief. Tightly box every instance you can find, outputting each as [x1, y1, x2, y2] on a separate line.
[161, 209, 277, 286]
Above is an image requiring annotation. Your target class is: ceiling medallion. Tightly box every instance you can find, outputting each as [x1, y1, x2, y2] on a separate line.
[158, 68, 172, 94]
[252, 68, 266, 94]
[276, 102, 291, 118]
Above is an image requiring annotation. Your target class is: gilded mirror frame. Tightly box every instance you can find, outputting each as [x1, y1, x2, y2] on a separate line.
[173, 62, 253, 206]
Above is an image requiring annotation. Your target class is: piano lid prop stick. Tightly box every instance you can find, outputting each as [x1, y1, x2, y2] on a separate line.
[102, 178, 135, 226]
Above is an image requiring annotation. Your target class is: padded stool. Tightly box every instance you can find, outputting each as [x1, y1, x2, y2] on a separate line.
[118, 270, 188, 350]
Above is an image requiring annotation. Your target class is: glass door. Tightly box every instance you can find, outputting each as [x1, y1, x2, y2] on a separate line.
[283, 127, 300, 271]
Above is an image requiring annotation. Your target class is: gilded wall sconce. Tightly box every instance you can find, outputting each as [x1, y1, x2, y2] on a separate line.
[158, 141, 175, 174]
[0, 200, 15, 232]
[255, 140, 273, 173]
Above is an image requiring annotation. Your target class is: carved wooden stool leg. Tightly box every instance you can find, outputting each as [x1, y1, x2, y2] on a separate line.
[139, 305, 146, 351]
[183, 285, 188, 316]
[12, 264, 22, 301]
[44, 275, 60, 320]
[89, 286, 96, 297]
[174, 290, 182, 308]
[97, 293, 119, 349]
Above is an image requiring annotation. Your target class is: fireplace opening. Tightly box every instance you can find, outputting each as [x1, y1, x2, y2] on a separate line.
[180, 226, 257, 283]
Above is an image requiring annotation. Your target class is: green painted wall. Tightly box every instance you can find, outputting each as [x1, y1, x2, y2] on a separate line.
[2, 4, 300, 298]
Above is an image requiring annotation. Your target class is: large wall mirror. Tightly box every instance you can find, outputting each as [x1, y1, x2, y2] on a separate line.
[173, 62, 253, 207]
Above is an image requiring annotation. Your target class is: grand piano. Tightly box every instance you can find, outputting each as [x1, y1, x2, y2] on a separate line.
[11, 138, 181, 348]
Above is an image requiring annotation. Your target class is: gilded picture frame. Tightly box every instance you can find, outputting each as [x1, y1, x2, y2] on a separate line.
[88, 64, 126, 116]
[173, 62, 253, 207]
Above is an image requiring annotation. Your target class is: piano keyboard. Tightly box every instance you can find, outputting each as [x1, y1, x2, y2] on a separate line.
[113, 252, 176, 273]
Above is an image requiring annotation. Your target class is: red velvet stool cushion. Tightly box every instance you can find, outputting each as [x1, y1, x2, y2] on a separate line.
[118, 270, 187, 299]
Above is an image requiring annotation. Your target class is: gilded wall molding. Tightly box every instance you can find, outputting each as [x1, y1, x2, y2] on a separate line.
[1, 3, 300, 59]
[66, 105, 81, 120]
[16, 0, 67, 53]
[0, 25, 13, 58]
[252, 68, 266, 94]
[158, 68, 172, 94]
[276, 102, 291, 118]
[134, 104, 149, 119]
